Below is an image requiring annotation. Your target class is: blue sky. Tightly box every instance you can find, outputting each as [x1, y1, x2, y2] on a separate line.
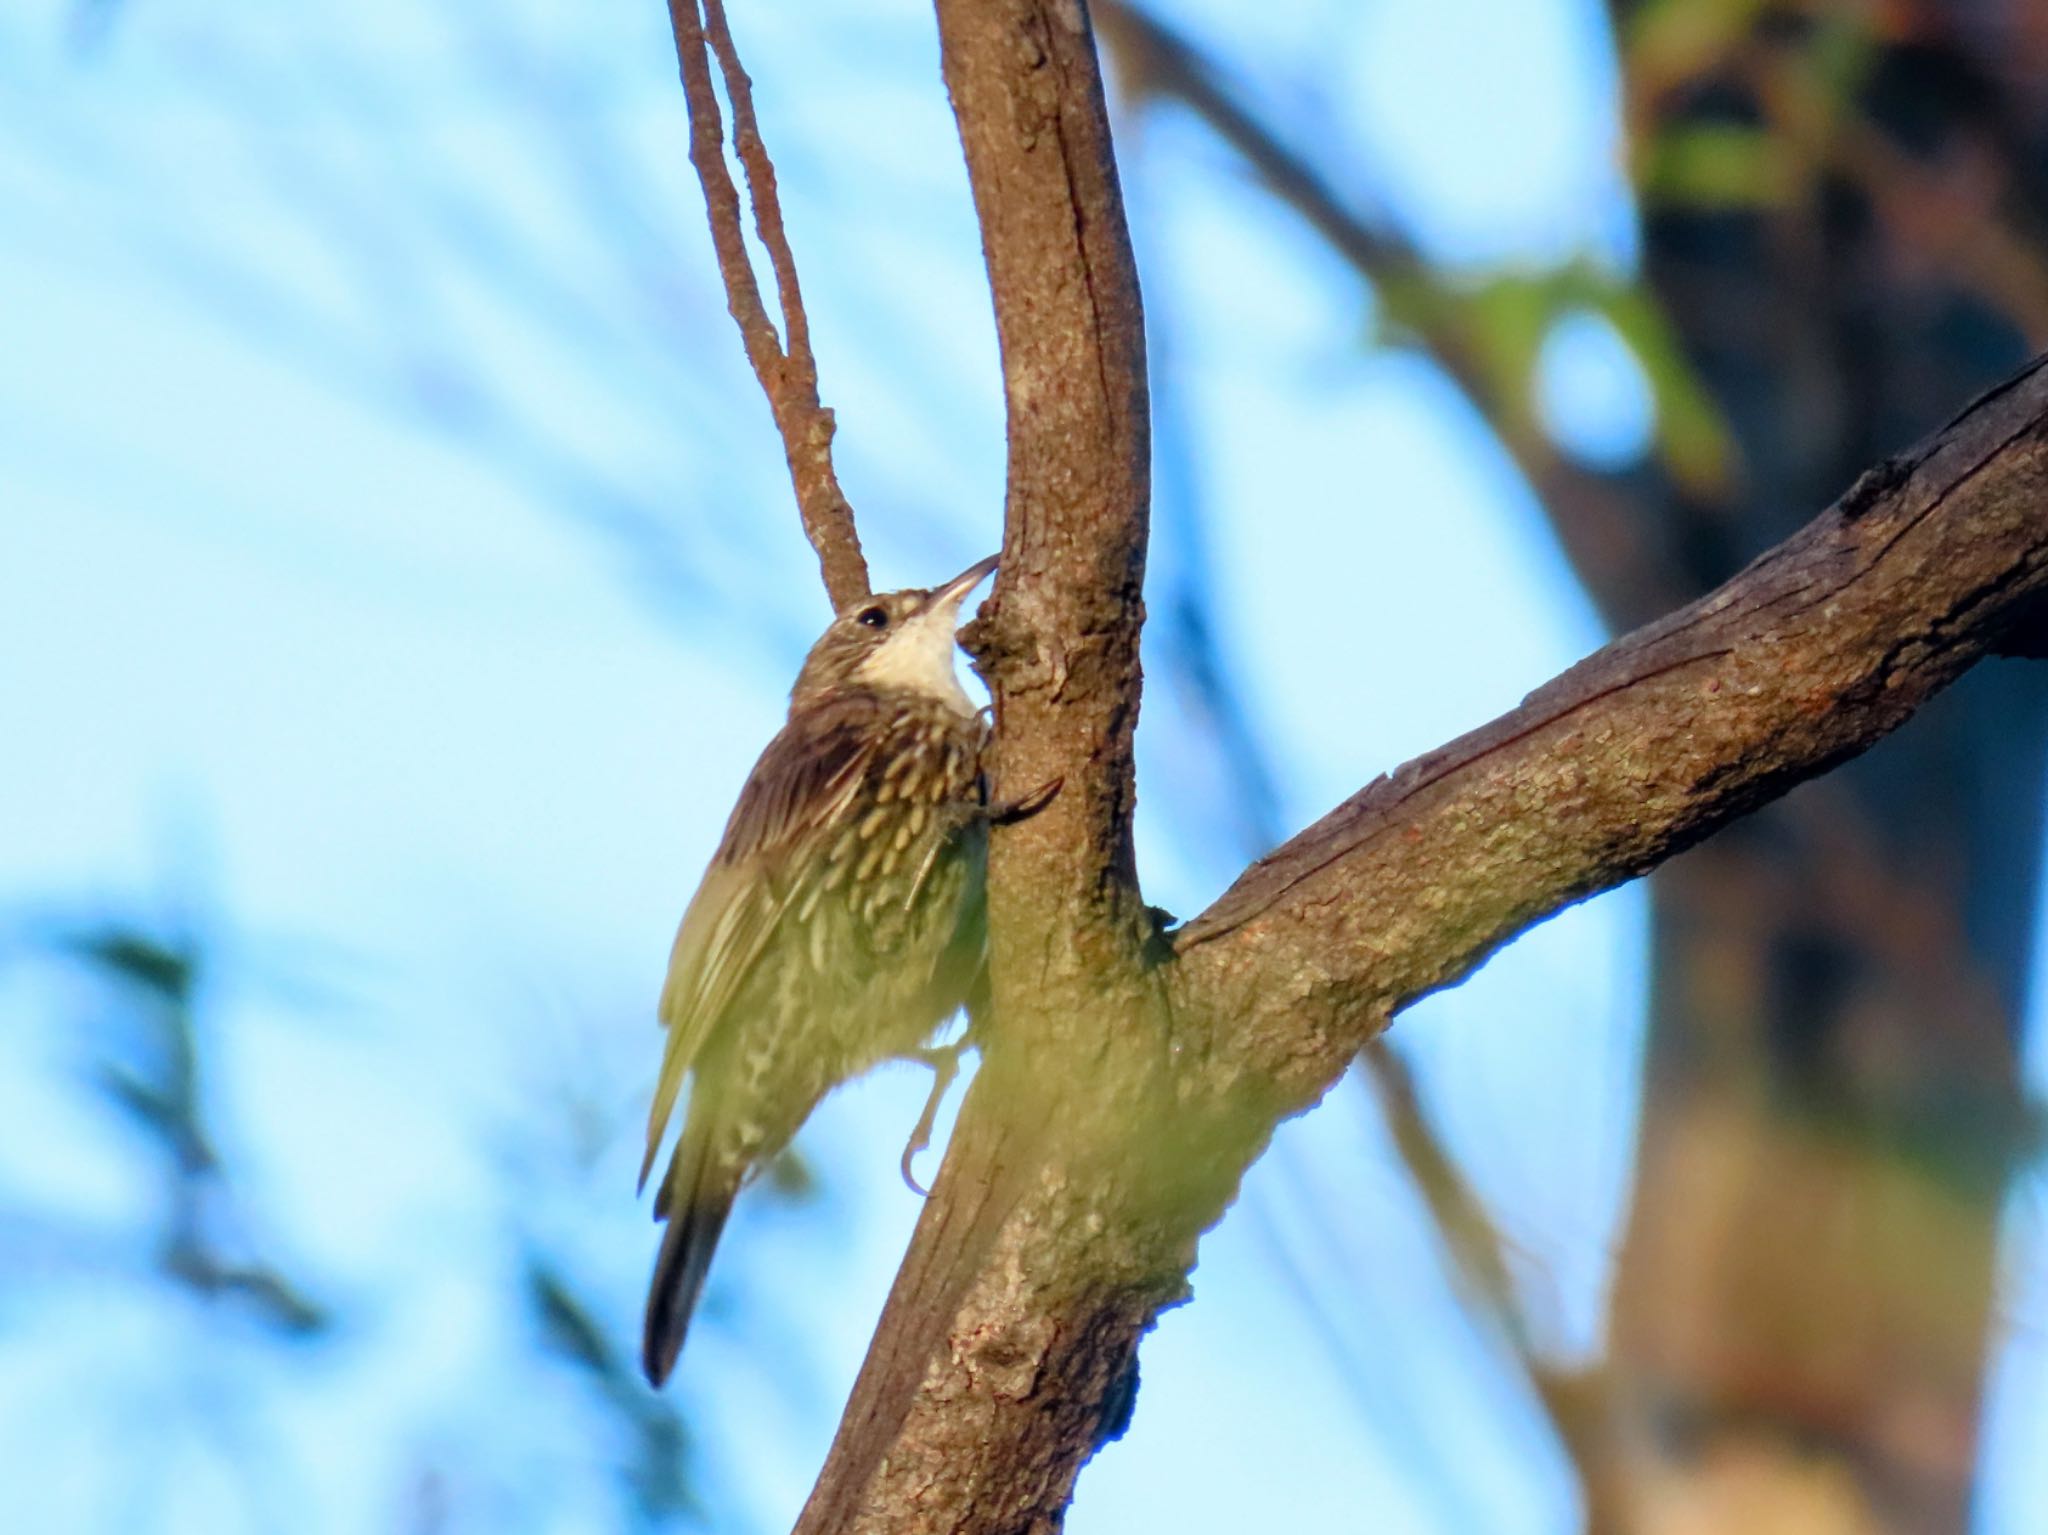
[1, 1, 2044, 1532]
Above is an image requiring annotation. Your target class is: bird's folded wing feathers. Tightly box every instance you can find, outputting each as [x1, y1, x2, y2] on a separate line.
[639, 703, 883, 1189]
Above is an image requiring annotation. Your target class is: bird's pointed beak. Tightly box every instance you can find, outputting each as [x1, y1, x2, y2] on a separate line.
[924, 553, 999, 615]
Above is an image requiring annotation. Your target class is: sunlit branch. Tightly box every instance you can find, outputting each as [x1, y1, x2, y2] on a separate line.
[1176, 355, 2048, 1022]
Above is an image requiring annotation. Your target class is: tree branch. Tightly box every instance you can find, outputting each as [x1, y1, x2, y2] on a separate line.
[793, 2, 1159, 1532]
[947, 4, 1151, 909]
[664, 0, 868, 606]
[1172, 355, 2048, 1096]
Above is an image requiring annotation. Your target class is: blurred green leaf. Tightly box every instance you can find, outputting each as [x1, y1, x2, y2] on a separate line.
[531, 1261, 616, 1377]
[1458, 276, 1558, 436]
[95, 1063, 185, 1142]
[1377, 271, 1549, 441]
[1639, 122, 1795, 210]
[163, 1242, 332, 1337]
[1590, 282, 1742, 499]
[1804, 14, 1881, 124]
[1382, 260, 1739, 499]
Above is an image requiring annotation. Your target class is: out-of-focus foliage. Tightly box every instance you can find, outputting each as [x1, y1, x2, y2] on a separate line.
[48, 918, 329, 1337]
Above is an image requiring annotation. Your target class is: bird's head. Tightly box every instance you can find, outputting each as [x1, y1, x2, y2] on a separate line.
[790, 554, 997, 716]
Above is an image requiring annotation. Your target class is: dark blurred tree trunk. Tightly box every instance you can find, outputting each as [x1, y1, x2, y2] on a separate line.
[1605, 8, 2048, 1529]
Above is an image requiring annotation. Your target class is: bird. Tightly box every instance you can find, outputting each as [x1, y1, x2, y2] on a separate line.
[637, 553, 1000, 1387]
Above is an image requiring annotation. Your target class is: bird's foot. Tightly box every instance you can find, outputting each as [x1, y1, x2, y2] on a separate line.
[898, 1040, 968, 1196]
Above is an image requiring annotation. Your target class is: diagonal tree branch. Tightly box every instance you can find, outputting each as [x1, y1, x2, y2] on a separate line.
[663, 0, 868, 606]
[1172, 355, 2048, 1074]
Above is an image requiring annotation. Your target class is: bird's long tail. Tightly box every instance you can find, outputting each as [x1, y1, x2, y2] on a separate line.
[642, 1112, 739, 1388]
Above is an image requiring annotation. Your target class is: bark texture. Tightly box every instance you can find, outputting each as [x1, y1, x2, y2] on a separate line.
[1174, 355, 2048, 1044]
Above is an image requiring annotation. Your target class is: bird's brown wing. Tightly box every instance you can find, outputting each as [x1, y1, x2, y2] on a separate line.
[639, 700, 882, 1190]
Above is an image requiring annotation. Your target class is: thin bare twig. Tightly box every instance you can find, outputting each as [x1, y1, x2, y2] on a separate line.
[664, 0, 869, 607]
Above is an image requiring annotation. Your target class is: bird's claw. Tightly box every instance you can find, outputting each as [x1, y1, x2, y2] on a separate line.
[989, 776, 1063, 827]
[898, 1041, 965, 1196]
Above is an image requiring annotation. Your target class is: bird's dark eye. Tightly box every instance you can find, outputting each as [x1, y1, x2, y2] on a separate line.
[856, 606, 889, 629]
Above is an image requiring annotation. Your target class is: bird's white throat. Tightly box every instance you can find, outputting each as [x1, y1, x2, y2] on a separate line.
[855, 606, 976, 716]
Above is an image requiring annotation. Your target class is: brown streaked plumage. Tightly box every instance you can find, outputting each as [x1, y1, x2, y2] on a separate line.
[639, 556, 996, 1386]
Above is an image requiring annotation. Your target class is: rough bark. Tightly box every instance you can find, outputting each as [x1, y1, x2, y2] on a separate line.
[784, 6, 2048, 1504]
[1173, 355, 2048, 1041]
